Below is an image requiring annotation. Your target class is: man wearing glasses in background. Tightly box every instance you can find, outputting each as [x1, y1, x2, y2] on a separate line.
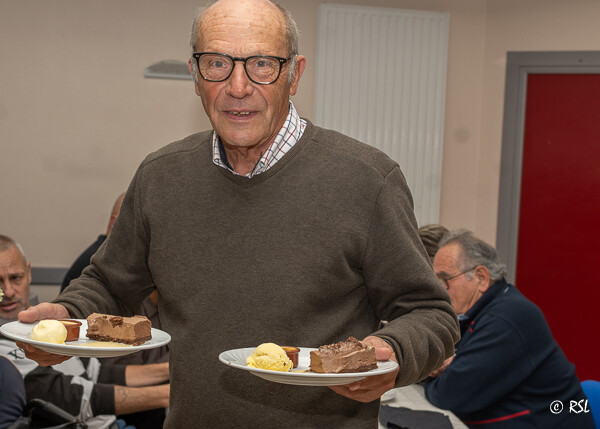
[18, 0, 459, 426]
[425, 229, 593, 428]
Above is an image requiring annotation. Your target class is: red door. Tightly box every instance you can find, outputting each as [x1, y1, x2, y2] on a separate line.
[517, 73, 600, 381]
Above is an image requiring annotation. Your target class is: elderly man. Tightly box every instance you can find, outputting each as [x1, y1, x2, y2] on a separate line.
[0, 235, 170, 429]
[424, 229, 594, 428]
[19, 0, 459, 427]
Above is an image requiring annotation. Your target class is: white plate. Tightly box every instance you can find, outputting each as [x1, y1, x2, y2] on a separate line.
[219, 347, 398, 386]
[0, 320, 171, 358]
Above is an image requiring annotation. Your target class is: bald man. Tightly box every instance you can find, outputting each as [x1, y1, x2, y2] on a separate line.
[20, 1, 459, 427]
[0, 235, 170, 428]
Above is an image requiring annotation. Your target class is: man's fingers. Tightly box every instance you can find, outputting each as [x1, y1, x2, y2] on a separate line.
[328, 364, 399, 402]
[16, 341, 72, 366]
[375, 347, 391, 361]
[18, 303, 69, 323]
[362, 336, 396, 362]
[17, 307, 39, 323]
[329, 376, 394, 402]
[15, 341, 29, 351]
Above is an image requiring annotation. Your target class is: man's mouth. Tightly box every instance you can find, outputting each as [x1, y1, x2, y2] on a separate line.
[229, 111, 252, 117]
[0, 301, 17, 311]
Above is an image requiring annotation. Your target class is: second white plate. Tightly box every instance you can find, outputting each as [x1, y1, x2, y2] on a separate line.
[219, 347, 398, 386]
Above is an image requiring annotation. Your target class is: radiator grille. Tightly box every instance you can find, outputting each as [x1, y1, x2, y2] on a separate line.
[313, 4, 449, 225]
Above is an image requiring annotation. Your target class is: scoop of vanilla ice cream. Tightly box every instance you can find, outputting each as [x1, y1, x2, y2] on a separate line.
[31, 320, 68, 344]
[246, 343, 293, 372]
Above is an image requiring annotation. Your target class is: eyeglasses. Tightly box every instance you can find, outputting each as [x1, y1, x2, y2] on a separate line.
[437, 266, 479, 290]
[192, 52, 290, 85]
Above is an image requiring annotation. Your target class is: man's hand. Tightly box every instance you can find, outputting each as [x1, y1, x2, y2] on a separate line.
[428, 355, 454, 378]
[16, 303, 73, 366]
[328, 335, 399, 403]
[18, 302, 70, 323]
[126, 362, 170, 387]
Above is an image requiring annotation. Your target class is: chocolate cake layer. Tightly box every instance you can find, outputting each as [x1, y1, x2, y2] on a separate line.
[310, 337, 377, 373]
[86, 313, 151, 346]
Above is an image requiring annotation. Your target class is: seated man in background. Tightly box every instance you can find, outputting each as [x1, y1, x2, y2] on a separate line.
[378, 223, 466, 429]
[424, 229, 594, 428]
[418, 224, 449, 262]
[0, 234, 170, 429]
[61, 193, 125, 293]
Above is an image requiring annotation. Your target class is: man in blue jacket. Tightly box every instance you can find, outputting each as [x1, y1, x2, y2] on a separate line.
[424, 229, 594, 428]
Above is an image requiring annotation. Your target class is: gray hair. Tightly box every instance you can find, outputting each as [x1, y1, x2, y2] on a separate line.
[0, 234, 27, 264]
[439, 229, 507, 283]
[189, 0, 300, 84]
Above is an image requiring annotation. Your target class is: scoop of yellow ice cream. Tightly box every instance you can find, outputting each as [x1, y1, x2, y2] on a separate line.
[31, 320, 68, 344]
[246, 343, 293, 372]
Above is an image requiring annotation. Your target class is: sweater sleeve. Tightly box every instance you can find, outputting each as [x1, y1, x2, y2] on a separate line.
[97, 363, 127, 385]
[53, 166, 155, 318]
[424, 313, 537, 414]
[362, 165, 460, 385]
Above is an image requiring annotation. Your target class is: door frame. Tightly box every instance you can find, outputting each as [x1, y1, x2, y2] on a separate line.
[496, 51, 600, 282]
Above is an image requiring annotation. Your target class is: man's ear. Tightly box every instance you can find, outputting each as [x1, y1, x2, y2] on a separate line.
[475, 265, 491, 292]
[188, 58, 202, 96]
[289, 55, 306, 96]
[26, 261, 32, 285]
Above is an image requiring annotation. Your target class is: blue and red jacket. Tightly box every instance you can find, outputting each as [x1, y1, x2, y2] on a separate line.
[424, 280, 594, 428]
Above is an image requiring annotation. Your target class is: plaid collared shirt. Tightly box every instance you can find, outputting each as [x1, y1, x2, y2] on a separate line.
[212, 101, 307, 178]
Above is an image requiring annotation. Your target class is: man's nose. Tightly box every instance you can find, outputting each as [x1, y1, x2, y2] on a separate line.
[0, 282, 13, 298]
[225, 62, 253, 98]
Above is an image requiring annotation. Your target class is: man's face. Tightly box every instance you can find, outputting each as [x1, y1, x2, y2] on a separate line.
[189, 0, 305, 150]
[433, 243, 486, 315]
[0, 245, 31, 321]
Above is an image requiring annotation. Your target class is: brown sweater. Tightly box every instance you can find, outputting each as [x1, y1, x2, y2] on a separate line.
[56, 121, 459, 428]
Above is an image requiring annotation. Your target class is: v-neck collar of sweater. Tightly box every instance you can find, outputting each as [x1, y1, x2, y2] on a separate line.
[215, 120, 316, 188]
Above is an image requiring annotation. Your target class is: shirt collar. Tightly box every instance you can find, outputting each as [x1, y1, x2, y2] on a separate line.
[212, 101, 306, 178]
[459, 278, 510, 334]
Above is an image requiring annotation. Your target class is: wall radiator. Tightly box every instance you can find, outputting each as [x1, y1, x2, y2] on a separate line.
[313, 4, 449, 225]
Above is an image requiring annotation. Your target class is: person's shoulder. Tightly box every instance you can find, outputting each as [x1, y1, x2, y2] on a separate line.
[485, 284, 547, 327]
[0, 354, 21, 376]
[303, 120, 399, 178]
[141, 130, 213, 167]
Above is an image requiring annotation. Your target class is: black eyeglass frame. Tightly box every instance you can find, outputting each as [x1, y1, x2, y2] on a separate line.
[192, 52, 290, 85]
[438, 265, 479, 290]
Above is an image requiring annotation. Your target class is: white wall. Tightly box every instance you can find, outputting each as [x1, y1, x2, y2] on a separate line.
[2, 0, 600, 295]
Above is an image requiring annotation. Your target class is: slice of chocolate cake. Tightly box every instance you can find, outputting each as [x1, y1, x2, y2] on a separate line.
[310, 337, 378, 373]
[86, 313, 151, 346]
